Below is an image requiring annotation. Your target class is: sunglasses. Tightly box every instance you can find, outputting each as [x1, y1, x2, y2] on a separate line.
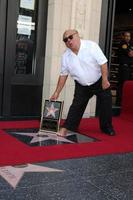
[63, 32, 77, 43]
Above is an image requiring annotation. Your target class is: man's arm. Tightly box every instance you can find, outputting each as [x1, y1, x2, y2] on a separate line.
[50, 75, 68, 100]
[101, 63, 110, 90]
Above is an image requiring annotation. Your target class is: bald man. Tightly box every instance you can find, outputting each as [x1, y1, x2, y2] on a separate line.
[50, 29, 115, 136]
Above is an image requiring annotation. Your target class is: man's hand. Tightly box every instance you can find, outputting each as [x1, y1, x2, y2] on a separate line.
[50, 91, 59, 101]
[102, 79, 110, 90]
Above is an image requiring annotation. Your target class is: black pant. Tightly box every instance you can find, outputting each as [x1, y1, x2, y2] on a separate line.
[116, 64, 132, 105]
[63, 78, 113, 131]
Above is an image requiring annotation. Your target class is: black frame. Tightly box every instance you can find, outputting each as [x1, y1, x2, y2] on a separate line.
[96, 0, 116, 116]
[99, 0, 116, 66]
[40, 100, 64, 133]
[0, 0, 7, 116]
[0, 0, 48, 119]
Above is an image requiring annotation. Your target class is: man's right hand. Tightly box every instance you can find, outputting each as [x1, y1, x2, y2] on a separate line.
[50, 91, 59, 101]
[49, 75, 68, 101]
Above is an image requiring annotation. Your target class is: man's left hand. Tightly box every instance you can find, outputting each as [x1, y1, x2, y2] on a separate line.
[102, 79, 110, 90]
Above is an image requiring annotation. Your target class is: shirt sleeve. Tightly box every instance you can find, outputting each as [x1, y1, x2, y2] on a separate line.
[60, 55, 69, 76]
[91, 42, 108, 65]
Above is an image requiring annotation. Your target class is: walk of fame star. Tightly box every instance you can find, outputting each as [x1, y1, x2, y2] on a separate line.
[12, 131, 75, 144]
[0, 164, 63, 189]
[45, 103, 59, 118]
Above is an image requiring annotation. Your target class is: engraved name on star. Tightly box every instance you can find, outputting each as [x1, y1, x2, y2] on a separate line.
[0, 164, 63, 189]
[45, 103, 59, 118]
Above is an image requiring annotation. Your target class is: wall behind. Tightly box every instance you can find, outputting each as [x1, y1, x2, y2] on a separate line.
[42, 0, 102, 119]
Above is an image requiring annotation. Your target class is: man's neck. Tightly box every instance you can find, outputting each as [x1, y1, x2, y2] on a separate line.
[71, 40, 81, 55]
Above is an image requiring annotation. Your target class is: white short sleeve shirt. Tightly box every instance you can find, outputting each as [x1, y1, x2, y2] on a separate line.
[60, 40, 108, 86]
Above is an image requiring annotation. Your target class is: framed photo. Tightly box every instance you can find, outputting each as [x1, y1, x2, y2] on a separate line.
[40, 100, 64, 132]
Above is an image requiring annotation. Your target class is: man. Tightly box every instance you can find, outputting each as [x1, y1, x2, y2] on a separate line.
[50, 29, 115, 137]
[117, 31, 133, 105]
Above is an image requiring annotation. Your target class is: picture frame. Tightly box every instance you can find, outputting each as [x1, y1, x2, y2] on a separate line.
[40, 100, 64, 133]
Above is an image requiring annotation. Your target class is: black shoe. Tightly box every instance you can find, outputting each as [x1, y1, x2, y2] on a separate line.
[101, 128, 116, 136]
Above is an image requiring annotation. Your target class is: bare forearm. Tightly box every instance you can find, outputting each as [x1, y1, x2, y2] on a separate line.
[101, 63, 110, 89]
[55, 75, 68, 94]
[50, 75, 68, 100]
[101, 63, 109, 80]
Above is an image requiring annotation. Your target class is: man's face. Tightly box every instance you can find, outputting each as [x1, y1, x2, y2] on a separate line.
[63, 30, 80, 50]
[124, 32, 131, 43]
